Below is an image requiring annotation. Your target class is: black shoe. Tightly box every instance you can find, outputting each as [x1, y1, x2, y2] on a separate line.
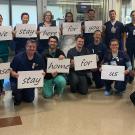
[13, 98, 21, 106]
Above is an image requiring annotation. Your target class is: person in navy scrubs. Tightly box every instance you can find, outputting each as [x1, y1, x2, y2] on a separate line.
[10, 39, 43, 105]
[104, 10, 124, 50]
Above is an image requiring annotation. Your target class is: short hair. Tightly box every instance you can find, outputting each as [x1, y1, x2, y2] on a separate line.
[87, 9, 95, 13]
[48, 36, 59, 43]
[43, 11, 53, 20]
[109, 10, 116, 14]
[130, 10, 135, 17]
[0, 14, 3, 19]
[75, 35, 85, 41]
[109, 39, 119, 46]
[21, 12, 29, 19]
[65, 12, 74, 22]
[93, 30, 102, 34]
[26, 39, 37, 46]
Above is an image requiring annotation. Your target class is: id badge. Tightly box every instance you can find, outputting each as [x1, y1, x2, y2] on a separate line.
[110, 61, 117, 65]
[111, 26, 116, 34]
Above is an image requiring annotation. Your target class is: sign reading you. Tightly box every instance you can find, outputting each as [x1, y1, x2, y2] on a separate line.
[0, 26, 13, 41]
[16, 24, 37, 38]
[85, 21, 102, 33]
[0, 62, 10, 80]
[40, 26, 59, 39]
[101, 65, 125, 81]
[18, 70, 44, 89]
[47, 58, 70, 73]
[62, 22, 81, 35]
[74, 54, 97, 71]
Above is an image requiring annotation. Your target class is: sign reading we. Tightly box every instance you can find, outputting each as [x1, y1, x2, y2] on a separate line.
[40, 26, 59, 39]
[0, 63, 10, 80]
[16, 24, 37, 38]
[74, 54, 97, 71]
[85, 21, 102, 33]
[101, 65, 125, 81]
[47, 58, 70, 73]
[62, 22, 81, 35]
[17, 70, 44, 89]
[0, 26, 13, 41]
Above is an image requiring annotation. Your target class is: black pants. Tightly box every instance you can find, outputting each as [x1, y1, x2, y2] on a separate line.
[69, 72, 88, 95]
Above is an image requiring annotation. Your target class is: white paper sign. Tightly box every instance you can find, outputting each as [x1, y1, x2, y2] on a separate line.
[0, 62, 10, 80]
[18, 70, 44, 89]
[85, 21, 102, 33]
[101, 65, 125, 81]
[62, 22, 81, 35]
[0, 26, 13, 41]
[40, 26, 59, 39]
[16, 24, 37, 38]
[47, 58, 70, 73]
[74, 54, 97, 71]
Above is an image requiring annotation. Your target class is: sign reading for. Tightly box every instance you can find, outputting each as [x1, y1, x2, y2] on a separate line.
[62, 22, 81, 35]
[47, 58, 70, 73]
[18, 70, 44, 89]
[85, 21, 102, 33]
[101, 65, 125, 81]
[0, 62, 10, 80]
[74, 54, 97, 71]
[0, 26, 13, 41]
[16, 24, 37, 38]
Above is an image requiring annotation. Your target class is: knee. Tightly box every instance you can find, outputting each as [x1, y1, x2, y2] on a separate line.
[55, 76, 66, 88]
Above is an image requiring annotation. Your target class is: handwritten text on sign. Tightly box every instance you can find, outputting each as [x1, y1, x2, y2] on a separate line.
[40, 26, 59, 39]
[74, 54, 97, 71]
[85, 21, 102, 33]
[47, 58, 70, 73]
[101, 65, 125, 81]
[62, 22, 81, 35]
[18, 70, 44, 89]
[16, 24, 37, 38]
[0, 26, 13, 41]
[0, 62, 10, 80]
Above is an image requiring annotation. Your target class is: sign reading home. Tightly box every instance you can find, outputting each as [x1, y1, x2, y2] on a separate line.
[0, 63, 10, 80]
[17, 70, 44, 89]
[16, 24, 37, 38]
[0, 26, 13, 41]
[74, 54, 97, 71]
[40, 26, 59, 39]
[101, 65, 125, 81]
[47, 58, 70, 73]
[85, 21, 102, 33]
[62, 22, 81, 35]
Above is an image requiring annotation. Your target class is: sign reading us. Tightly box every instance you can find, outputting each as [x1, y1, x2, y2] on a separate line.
[16, 24, 37, 38]
[17, 70, 44, 89]
[47, 58, 70, 73]
[85, 21, 102, 33]
[40, 26, 59, 39]
[0, 26, 13, 41]
[101, 65, 125, 81]
[62, 22, 81, 35]
[74, 54, 97, 71]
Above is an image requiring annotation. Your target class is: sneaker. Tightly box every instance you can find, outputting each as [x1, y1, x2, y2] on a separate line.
[104, 91, 111, 96]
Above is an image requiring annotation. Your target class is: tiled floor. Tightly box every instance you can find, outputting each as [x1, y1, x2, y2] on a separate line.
[0, 82, 135, 135]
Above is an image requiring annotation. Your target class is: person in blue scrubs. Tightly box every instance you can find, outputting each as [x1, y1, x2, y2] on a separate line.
[103, 39, 132, 96]
[124, 10, 135, 83]
[10, 39, 43, 105]
[104, 10, 124, 50]
[88, 30, 107, 88]
[13, 12, 30, 54]
[37, 11, 56, 54]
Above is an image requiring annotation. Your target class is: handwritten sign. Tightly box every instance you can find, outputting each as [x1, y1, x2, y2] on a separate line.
[40, 26, 59, 39]
[0, 26, 13, 41]
[62, 22, 81, 35]
[85, 21, 102, 33]
[101, 65, 125, 81]
[47, 58, 70, 73]
[18, 70, 44, 89]
[0, 63, 10, 80]
[74, 54, 97, 71]
[16, 24, 37, 38]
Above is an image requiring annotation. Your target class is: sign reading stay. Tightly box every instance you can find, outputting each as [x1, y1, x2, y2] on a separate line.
[16, 24, 37, 38]
[74, 54, 97, 71]
[101, 65, 125, 81]
[62, 22, 81, 35]
[85, 21, 102, 33]
[0, 26, 13, 41]
[47, 58, 70, 73]
[17, 70, 44, 89]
